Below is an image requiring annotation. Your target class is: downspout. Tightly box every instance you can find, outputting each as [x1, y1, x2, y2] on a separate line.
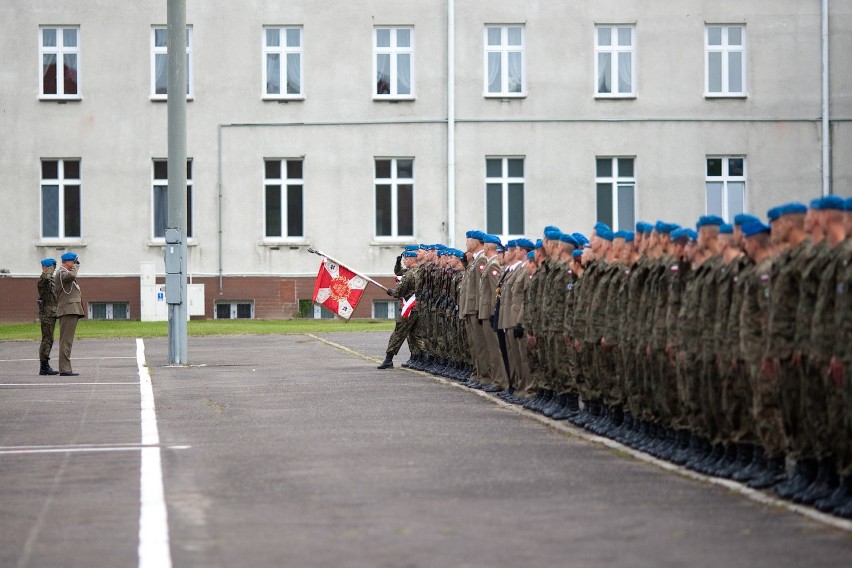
[447, 0, 456, 247]
[822, 0, 831, 196]
[217, 124, 223, 293]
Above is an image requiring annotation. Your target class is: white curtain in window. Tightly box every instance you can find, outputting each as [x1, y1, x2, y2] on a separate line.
[618, 52, 631, 93]
[376, 54, 390, 94]
[155, 53, 167, 94]
[597, 53, 611, 93]
[266, 53, 280, 94]
[508, 52, 522, 93]
[397, 53, 411, 95]
[487, 52, 501, 92]
[286, 53, 300, 94]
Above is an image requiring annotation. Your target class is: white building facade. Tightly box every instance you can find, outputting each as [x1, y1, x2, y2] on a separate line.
[1, 0, 849, 320]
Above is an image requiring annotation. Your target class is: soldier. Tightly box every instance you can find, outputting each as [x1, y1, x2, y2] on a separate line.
[37, 258, 59, 376]
[460, 231, 491, 389]
[496, 240, 523, 400]
[378, 251, 420, 369]
[478, 234, 508, 392]
[54, 251, 84, 376]
[508, 242, 536, 399]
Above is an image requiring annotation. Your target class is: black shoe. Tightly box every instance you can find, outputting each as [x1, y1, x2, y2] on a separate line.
[60, 372, 79, 376]
[748, 457, 787, 489]
[733, 446, 766, 482]
[815, 475, 852, 513]
[377, 354, 394, 369]
[794, 459, 839, 505]
[775, 459, 818, 500]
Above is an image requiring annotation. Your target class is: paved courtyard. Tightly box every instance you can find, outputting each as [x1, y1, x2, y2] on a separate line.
[1, 332, 850, 567]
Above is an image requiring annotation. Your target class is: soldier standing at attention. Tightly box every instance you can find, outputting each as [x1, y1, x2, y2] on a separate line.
[378, 251, 420, 369]
[37, 258, 59, 376]
[55, 251, 84, 376]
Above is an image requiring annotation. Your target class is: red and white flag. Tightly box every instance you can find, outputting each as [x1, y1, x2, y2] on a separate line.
[400, 294, 417, 319]
[312, 258, 368, 320]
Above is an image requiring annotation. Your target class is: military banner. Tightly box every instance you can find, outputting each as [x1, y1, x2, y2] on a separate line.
[311, 258, 368, 320]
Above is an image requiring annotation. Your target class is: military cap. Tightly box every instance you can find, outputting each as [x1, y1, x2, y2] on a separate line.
[770, 201, 807, 220]
[402, 251, 418, 258]
[696, 215, 724, 229]
[543, 226, 562, 240]
[624, 231, 635, 242]
[516, 238, 535, 250]
[685, 229, 698, 242]
[655, 221, 679, 234]
[559, 233, 579, 247]
[465, 230, 485, 241]
[733, 213, 760, 226]
[596, 225, 615, 241]
[635, 221, 654, 234]
[534, 239, 544, 249]
[404, 244, 419, 251]
[41, 258, 56, 267]
[483, 234, 502, 246]
[60, 252, 78, 262]
[572, 233, 590, 247]
[812, 195, 845, 210]
[613, 230, 629, 240]
[719, 223, 733, 234]
[846, 197, 852, 211]
[505, 239, 517, 248]
[742, 220, 771, 237]
[450, 249, 465, 259]
[526, 251, 536, 260]
[670, 228, 689, 242]
[571, 249, 584, 258]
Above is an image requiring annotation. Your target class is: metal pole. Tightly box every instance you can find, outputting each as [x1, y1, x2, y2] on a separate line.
[446, 0, 456, 247]
[822, 0, 831, 196]
[167, 0, 187, 364]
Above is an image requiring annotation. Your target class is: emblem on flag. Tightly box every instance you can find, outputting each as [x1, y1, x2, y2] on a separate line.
[312, 259, 367, 320]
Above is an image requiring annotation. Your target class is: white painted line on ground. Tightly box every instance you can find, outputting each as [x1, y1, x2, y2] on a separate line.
[0, 356, 136, 362]
[0, 382, 138, 387]
[0, 443, 192, 456]
[136, 338, 172, 568]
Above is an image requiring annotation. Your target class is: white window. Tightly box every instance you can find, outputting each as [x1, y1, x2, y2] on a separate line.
[41, 159, 81, 239]
[372, 300, 397, 319]
[595, 25, 634, 97]
[40, 27, 80, 98]
[706, 25, 746, 96]
[375, 159, 414, 239]
[264, 159, 304, 239]
[89, 302, 129, 320]
[374, 27, 414, 98]
[152, 159, 193, 239]
[215, 301, 254, 319]
[596, 157, 636, 231]
[312, 304, 335, 319]
[485, 157, 525, 238]
[484, 25, 524, 96]
[706, 156, 746, 222]
[263, 27, 303, 98]
[151, 26, 192, 99]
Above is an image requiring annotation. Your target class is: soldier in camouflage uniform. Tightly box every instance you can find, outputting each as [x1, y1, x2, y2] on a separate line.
[378, 251, 420, 369]
[37, 258, 59, 376]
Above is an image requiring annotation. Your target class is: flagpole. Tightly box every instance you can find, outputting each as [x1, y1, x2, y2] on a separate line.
[307, 248, 389, 291]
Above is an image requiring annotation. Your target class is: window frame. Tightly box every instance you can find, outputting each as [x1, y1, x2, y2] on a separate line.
[595, 156, 637, 232]
[594, 25, 635, 98]
[88, 302, 130, 320]
[705, 24, 747, 98]
[150, 26, 193, 100]
[373, 26, 415, 100]
[263, 158, 305, 242]
[372, 300, 397, 319]
[39, 26, 81, 100]
[262, 26, 304, 100]
[705, 155, 747, 222]
[373, 157, 415, 241]
[40, 158, 82, 241]
[214, 301, 255, 319]
[151, 159, 194, 241]
[484, 156, 525, 240]
[483, 25, 526, 98]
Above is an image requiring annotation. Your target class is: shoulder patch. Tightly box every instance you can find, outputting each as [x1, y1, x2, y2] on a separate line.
[670, 265, 678, 272]
[479, 264, 485, 271]
[491, 269, 498, 276]
[760, 274, 770, 282]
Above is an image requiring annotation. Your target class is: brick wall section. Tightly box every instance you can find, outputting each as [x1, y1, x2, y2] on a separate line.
[0, 275, 399, 322]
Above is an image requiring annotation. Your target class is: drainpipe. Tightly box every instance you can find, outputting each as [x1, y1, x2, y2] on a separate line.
[447, 0, 456, 246]
[822, 0, 831, 196]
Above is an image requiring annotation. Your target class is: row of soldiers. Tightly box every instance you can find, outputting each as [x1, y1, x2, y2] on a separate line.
[378, 195, 852, 519]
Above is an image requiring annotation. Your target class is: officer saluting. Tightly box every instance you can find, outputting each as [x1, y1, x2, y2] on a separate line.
[55, 252, 84, 376]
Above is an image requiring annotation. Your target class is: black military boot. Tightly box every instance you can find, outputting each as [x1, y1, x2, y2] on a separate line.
[552, 393, 580, 421]
[715, 443, 745, 478]
[401, 355, 415, 368]
[748, 456, 787, 490]
[377, 353, 394, 369]
[795, 458, 839, 505]
[39, 359, 59, 376]
[775, 459, 818, 500]
[816, 474, 852, 513]
[733, 446, 765, 482]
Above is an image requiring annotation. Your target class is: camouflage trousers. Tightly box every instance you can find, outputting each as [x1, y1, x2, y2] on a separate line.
[39, 315, 56, 361]
[385, 312, 422, 356]
[748, 362, 788, 460]
[721, 360, 759, 446]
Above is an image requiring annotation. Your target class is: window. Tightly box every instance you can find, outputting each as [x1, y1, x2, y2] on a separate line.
[263, 27, 302, 98]
[41, 159, 81, 239]
[151, 26, 192, 99]
[595, 25, 634, 97]
[215, 301, 254, 319]
[374, 27, 413, 98]
[706, 25, 745, 96]
[372, 300, 397, 319]
[89, 302, 129, 320]
[484, 25, 524, 96]
[152, 159, 193, 239]
[264, 159, 304, 238]
[485, 157, 524, 238]
[375, 158, 414, 239]
[40, 27, 80, 98]
[706, 156, 746, 222]
[595, 157, 635, 231]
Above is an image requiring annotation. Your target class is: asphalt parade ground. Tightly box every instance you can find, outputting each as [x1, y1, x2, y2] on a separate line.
[1, 332, 851, 568]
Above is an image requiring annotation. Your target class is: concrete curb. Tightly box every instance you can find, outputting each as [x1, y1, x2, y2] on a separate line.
[308, 333, 852, 534]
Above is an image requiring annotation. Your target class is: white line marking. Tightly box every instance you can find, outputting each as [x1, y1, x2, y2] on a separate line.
[0, 356, 136, 362]
[136, 338, 172, 568]
[0, 382, 138, 387]
[0, 443, 192, 456]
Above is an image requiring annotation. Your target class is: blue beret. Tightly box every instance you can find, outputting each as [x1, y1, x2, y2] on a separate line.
[685, 229, 698, 242]
[534, 239, 543, 250]
[572, 233, 589, 247]
[593, 221, 611, 234]
[770, 202, 807, 220]
[571, 249, 584, 258]
[624, 231, 635, 243]
[613, 230, 629, 240]
[41, 258, 56, 267]
[635, 221, 654, 234]
[812, 195, 845, 210]
[719, 223, 733, 234]
[742, 220, 771, 237]
[402, 251, 418, 258]
[559, 233, 578, 247]
[505, 239, 517, 248]
[404, 245, 419, 251]
[60, 252, 78, 262]
[846, 198, 852, 211]
[483, 234, 502, 246]
[670, 228, 688, 242]
[466, 230, 485, 241]
[544, 227, 562, 240]
[436, 244, 448, 250]
[655, 221, 679, 234]
[733, 213, 760, 226]
[596, 226, 614, 241]
[696, 215, 724, 229]
[526, 251, 535, 260]
[516, 238, 535, 250]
